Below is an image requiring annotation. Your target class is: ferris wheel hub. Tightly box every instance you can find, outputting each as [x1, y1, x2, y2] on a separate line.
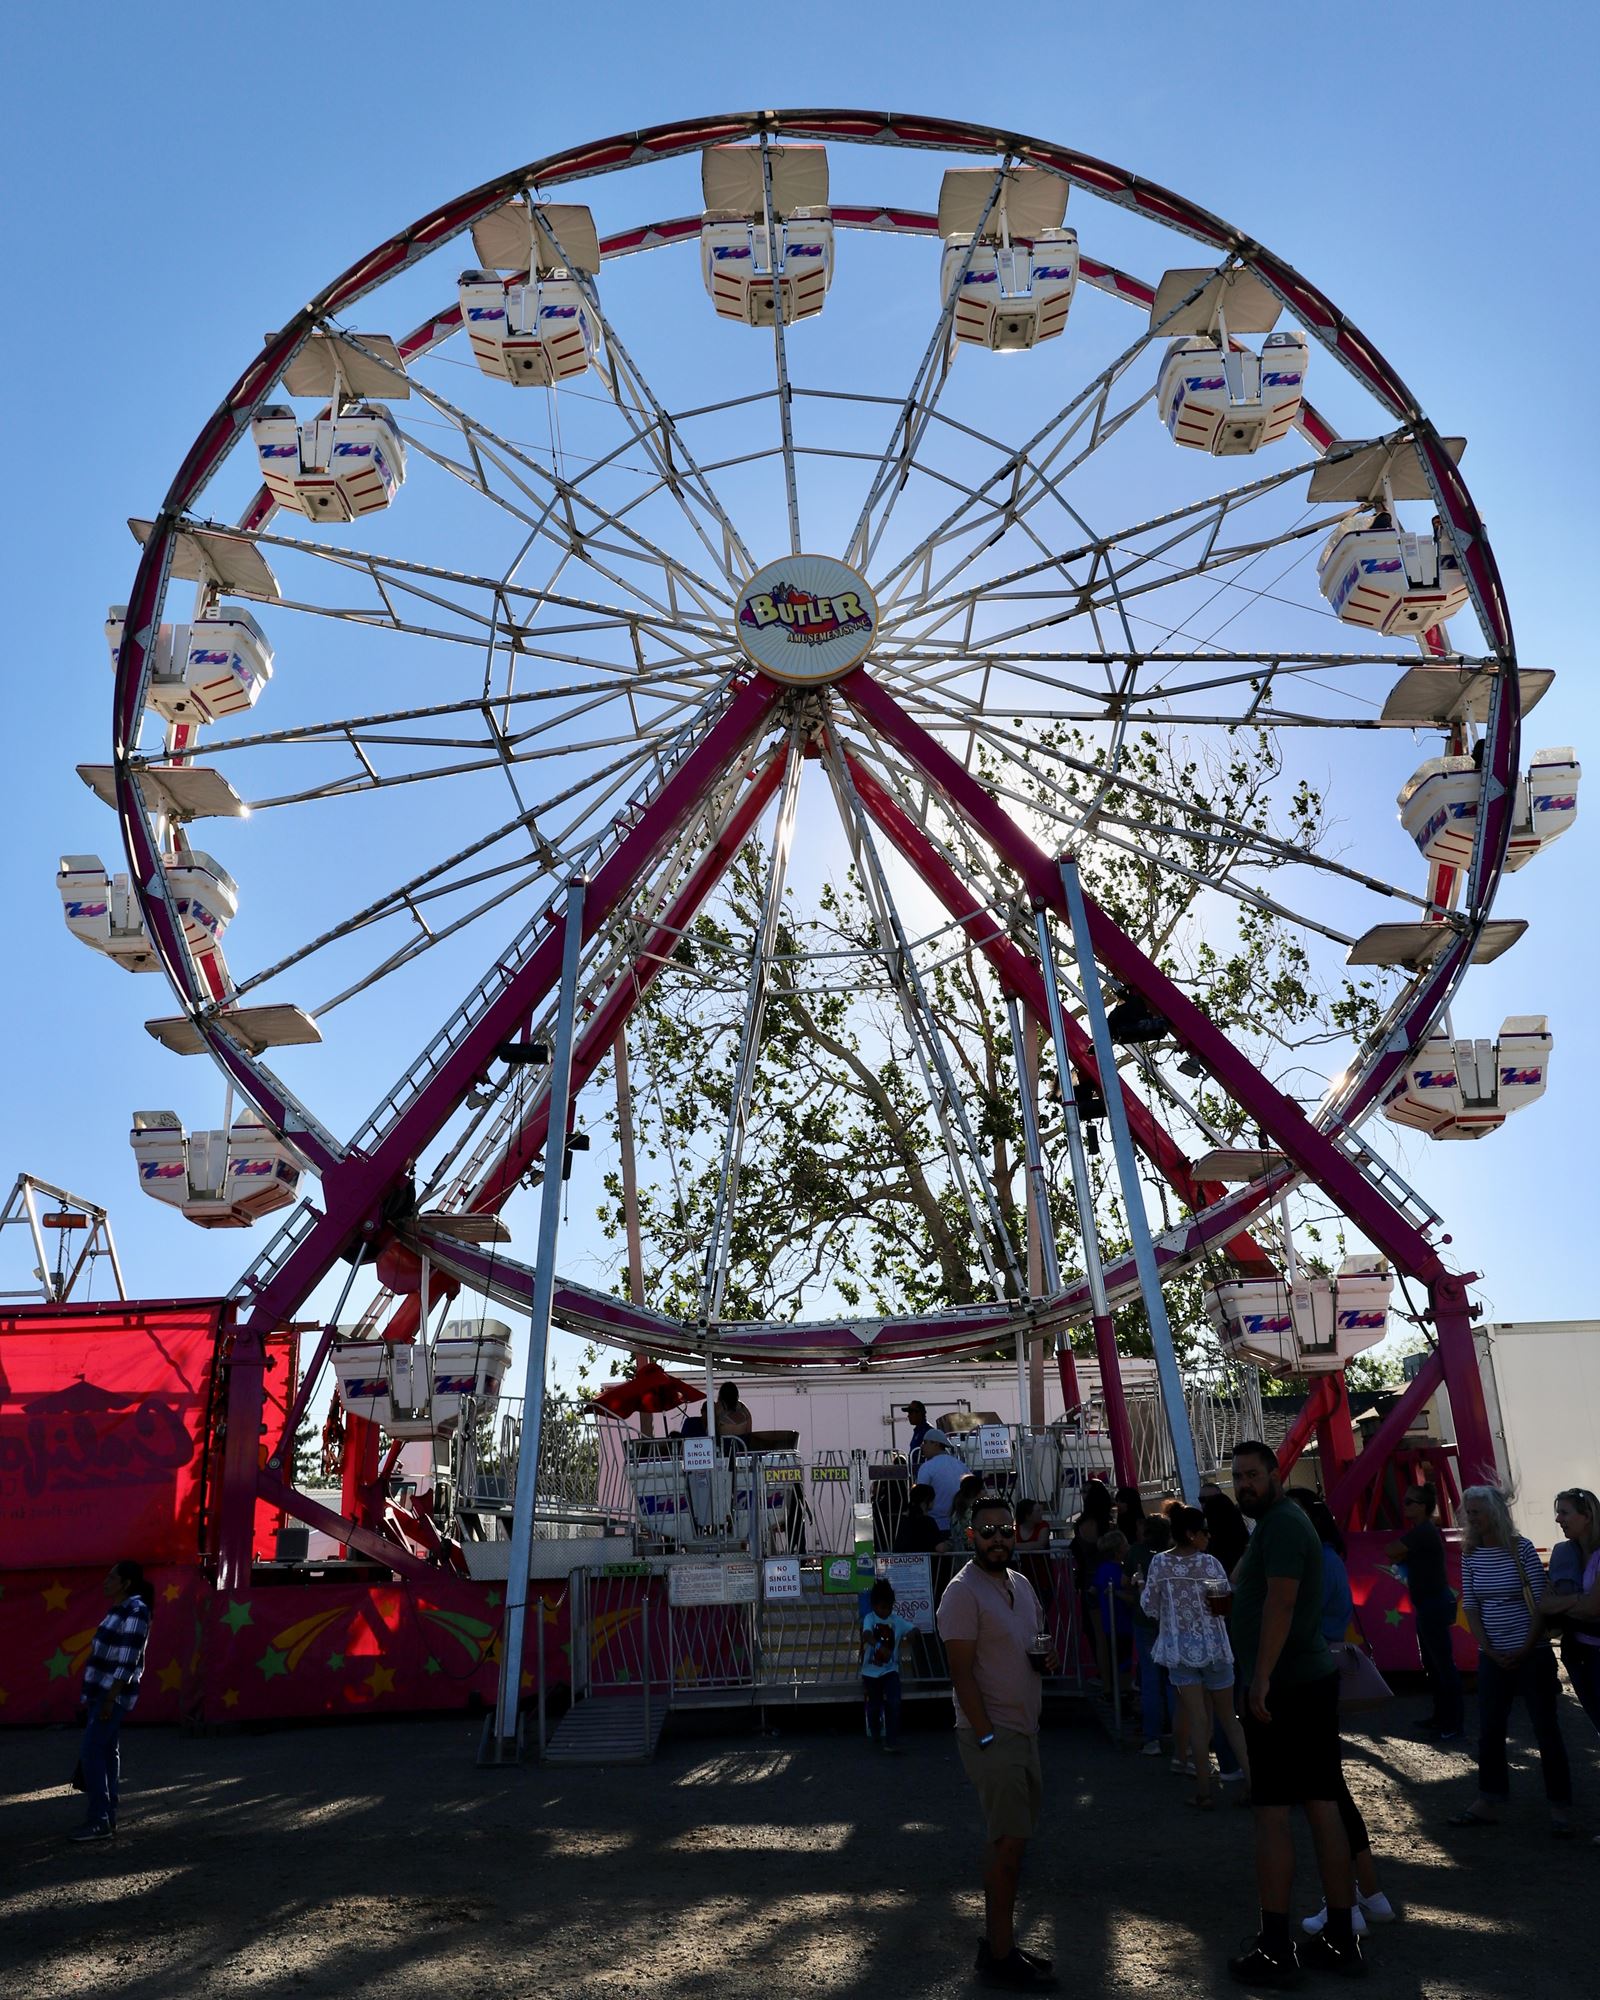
[733, 554, 878, 687]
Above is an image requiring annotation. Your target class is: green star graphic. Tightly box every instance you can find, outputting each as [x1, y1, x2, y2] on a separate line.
[327, 1652, 345, 1671]
[1384, 1608, 1404, 1627]
[46, 1648, 73, 1680]
[257, 1647, 290, 1681]
[221, 1600, 253, 1635]
[423, 1656, 441, 1676]
[485, 1590, 502, 1608]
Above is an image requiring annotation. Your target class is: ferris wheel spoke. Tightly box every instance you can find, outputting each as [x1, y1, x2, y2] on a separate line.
[184, 666, 736, 772]
[819, 727, 1028, 1302]
[229, 736, 692, 1008]
[522, 207, 758, 590]
[423, 750, 788, 1214]
[879, 368, 1157, 632]
[329, 326, 738, 621]
[239, 702, 717, 814]
[869, 689, 1380, 946]
[870, 262, 1234, 618]
[876, 454, 1320, 656]
[697, 721, 808, 1326]
[845, 159, 1016, 575]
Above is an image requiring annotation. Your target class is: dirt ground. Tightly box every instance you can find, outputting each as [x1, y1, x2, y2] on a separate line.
[3, 1682, 1596, 2000]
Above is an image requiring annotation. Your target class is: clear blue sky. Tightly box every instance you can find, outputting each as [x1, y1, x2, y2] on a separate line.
[1, 2, 1594, 1354]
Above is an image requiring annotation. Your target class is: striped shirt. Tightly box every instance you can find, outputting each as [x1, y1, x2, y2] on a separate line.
[82, 1596, 153, 1711]
[1460, 1537, 1545, 1653]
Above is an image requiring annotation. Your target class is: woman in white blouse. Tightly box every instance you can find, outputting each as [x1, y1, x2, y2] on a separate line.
[1449, 1484, 1574, 1834]
[1141, 1506, 1252, 1807]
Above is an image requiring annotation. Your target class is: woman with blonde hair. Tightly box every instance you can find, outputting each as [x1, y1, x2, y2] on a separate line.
[1447, 1484, 1574, 1834]
[1542, 1487, 1600, 1737]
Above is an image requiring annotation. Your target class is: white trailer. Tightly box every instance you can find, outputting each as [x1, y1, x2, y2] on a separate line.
[1472, 1320, 1600, 1516]
[719, 1355, 1159, 1463]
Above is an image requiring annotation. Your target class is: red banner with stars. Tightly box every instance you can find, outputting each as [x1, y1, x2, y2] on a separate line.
[0, 1300, 221, 1567]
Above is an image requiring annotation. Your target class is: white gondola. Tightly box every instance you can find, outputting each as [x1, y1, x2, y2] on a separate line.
[252, 401, 405, 522]
[1157, 331, 1308, 454]
[106, 604, 273, 724]
[457, 201, 602, 385]
[700, 144, 834, 327]
[1316, 511, 1469, 634]
[57, 856, 159, 972]
[1149, 267, 1305, 454]
[1382, 1015, 1552, 1140]
[330, 1321, 513, 1437]
[938, 167, 1077, 352]
[1399, 747, 1580, 872]
[1208, 1255, 1394, 1377]
[129, 1106, 301, 1227]
[58, 849, 237, 990]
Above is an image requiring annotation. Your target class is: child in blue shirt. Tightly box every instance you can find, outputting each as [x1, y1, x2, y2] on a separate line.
[861, 1578, 914, 1751]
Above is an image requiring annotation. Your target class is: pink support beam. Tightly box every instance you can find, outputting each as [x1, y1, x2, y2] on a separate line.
[843, 746, 1272, 1272]
[215, 1317, 266, 1593]
[1326, 1350, 1445, 1521]
[1272, 1374, 1337, 1485]
[380, 746, 787, 1347]
[1090, 1312, 1137, 1491]
[469, 749, 787, 1213]
[843, 669, 1498, 1490]
[235, 677, 782, 1348]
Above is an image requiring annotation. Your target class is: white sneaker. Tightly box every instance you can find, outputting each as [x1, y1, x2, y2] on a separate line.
[1218, 1767, 1247, 1784]
[1141, 1740, 1164, 1757]
[1358, 1890, 1396, 1924]
[1302, 1904, 1368, 1938]
[1170, 1757, 1195, 1774]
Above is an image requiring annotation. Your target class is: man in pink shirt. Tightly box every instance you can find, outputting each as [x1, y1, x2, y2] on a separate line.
[937, 1494, 1058, 1992]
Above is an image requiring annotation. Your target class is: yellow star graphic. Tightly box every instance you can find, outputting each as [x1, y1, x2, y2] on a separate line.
[221, 1688, 239, 1709]
[157, 1660, 183, 1693]
[41, 1583, 70, 1613]
[520, 1670, 534, 1692]
[164, 1583, 183, 1603]
[364, 1664, 397, 1697]
[0, 1686, 9, 1706]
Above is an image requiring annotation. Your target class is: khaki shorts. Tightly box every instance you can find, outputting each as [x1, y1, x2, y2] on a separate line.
[957, 1727, 1043, 1841]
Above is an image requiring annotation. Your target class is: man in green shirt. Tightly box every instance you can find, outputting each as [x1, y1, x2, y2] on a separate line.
[1225, 1441, 1361, 1986]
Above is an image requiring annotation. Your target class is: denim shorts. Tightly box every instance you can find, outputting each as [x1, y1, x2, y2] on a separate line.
[1167, 1657, 1234, 1692]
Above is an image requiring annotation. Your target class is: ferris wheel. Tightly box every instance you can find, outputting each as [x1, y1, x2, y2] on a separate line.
[68, 112, 1576, 1496]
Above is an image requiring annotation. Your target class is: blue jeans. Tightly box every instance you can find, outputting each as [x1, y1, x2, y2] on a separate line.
[1562, 1640, 1600, 1735]
[1136, 1636, 1168, 1740]
[78, 1702, 126, 1828]
[1476, 1646, 1571, 1805]
[1415, 1590, 1464, 1731]
[863, 1671, 902, 1745]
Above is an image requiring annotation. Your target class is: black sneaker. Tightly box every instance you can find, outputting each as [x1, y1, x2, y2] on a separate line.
[977, 1944, 1060, 1990]
[67, 1821, 113, 1843]
[1227, 1938, 1301, 1988]
[976, 1939, 1055, 1977]
[1299, 1931, 1367, 1978]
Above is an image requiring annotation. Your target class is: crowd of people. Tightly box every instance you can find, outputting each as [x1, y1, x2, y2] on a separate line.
[65, 1411, 1600, 1994]
[877, 1446, 1600, 1991]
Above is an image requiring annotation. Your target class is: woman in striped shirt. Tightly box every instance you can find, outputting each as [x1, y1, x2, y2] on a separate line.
[1447, 1485, 1574, 1834]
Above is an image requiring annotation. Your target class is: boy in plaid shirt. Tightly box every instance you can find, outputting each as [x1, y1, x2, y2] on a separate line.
[70, 1561, 153, 1842]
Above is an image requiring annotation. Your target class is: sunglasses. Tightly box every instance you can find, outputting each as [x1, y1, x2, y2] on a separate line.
[973, 1523, 1016, 1539]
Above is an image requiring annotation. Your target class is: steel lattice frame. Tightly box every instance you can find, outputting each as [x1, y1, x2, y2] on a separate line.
[105, 112, 1524, 1582]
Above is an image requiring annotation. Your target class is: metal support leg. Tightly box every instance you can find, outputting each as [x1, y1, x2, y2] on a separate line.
[1057, 857, 1202, 1504]
[216, 1322, 268, 1592]
[491, 874, 588, 1758]
[1031, 908, 1137, 1489]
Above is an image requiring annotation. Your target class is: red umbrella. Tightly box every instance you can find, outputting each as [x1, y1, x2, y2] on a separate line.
[587, 1359, 706, 1420]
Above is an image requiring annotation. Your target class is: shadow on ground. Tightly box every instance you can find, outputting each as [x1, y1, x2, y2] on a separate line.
[2, 1684, 1596, 1998]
